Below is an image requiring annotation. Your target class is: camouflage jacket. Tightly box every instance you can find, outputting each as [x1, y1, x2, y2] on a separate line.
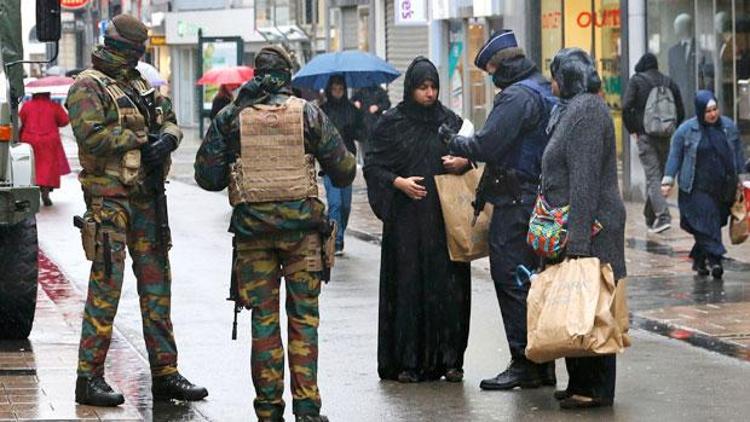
[195, 86, 356, 237]
[66, 69, 182, 198]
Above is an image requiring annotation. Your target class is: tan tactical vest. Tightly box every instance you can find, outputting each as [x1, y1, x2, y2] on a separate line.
[77, 69, 155, 186]
[228, 97, 318, 205]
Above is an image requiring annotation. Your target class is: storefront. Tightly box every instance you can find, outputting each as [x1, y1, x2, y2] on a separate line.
[539, 0, 624, 154]
[645, 0, 750, 147]
[432, 1, 511, 126]
[165, 8, 264, 127]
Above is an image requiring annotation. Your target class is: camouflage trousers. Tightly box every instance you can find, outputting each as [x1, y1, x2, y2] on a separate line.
[77, 195, 178, 378]
[234, 231, 324, 419]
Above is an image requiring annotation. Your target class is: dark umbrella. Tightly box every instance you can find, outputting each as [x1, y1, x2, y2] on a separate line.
[292, 51, 400, 91]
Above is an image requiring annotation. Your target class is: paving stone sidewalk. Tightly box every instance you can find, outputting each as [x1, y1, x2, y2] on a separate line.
[343, 167, 750, 362]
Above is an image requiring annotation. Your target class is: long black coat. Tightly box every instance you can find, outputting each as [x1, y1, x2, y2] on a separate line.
[364, 58, 471, 381]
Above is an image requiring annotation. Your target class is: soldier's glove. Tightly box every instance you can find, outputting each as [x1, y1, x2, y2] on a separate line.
[142, 133, 178, 166]
[438, 123, 457, 145]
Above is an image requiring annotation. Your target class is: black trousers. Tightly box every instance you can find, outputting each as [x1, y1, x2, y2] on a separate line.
[565, 355, 616, 401]
[488, 193, 537, 359]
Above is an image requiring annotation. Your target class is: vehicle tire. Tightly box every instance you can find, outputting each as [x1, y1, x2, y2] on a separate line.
[0, 216, 39, 339]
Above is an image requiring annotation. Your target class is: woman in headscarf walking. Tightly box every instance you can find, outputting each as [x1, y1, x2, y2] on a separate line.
[19, 91, 71, 206]
[661, 90, 744, 278]
[541, 48, 626, 409]
[364, 57, 472, 383]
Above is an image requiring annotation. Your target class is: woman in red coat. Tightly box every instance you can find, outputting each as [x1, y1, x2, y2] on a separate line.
[19, 92, 71, 206]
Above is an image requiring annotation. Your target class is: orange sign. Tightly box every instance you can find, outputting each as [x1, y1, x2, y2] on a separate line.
[576, 8, 620, 28]
[61, 0, 90, 10]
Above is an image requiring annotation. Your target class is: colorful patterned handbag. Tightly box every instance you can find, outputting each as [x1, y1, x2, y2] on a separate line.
[526, 194, 603, 259]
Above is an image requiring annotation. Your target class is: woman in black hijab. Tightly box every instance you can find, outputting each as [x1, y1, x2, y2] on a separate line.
[542, 48, 626, 409]
[364, 57, 471, 383]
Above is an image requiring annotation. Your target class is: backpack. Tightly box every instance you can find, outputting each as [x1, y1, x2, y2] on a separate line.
[642, 78, 677, 137]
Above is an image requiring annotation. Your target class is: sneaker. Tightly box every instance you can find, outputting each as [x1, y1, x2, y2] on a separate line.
[710, 263, 724, 279]
[692, 259, 710, 276]
[334, 247, 344, 257]
[648, 220, 671, 234]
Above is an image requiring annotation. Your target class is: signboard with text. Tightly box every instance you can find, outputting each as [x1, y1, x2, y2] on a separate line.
[395, 0, 428, 26]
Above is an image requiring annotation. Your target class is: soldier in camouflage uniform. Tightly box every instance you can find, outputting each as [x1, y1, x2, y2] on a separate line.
[195, 46, 356, 422]
[66, 14, 208, 407]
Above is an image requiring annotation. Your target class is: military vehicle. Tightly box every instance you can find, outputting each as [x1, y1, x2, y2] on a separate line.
[0, 0, 61, 339]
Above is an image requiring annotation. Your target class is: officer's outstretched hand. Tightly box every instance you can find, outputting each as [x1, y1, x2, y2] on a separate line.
[438, 123, 457, 145]
[142, 133, 178, 166]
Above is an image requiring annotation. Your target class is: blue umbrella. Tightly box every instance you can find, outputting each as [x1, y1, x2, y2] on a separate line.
[292, 50, 400, 90]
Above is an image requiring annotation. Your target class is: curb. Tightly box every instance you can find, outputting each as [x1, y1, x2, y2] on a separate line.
[347, 227, 382, 246]
[632, 313, 750, 361]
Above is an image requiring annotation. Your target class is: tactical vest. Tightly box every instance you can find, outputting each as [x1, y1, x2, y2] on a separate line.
[228, 97, 318, 205]
[77, 69, 154, 186]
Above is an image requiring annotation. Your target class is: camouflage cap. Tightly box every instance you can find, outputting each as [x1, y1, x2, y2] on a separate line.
[108, 14, 148, 45]
[255, 45, 294, 71]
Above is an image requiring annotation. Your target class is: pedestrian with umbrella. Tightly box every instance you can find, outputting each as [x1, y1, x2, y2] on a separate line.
[320, 75, 365, 255]
[197, 65, 254, 120]
[292, 50, 400, 92]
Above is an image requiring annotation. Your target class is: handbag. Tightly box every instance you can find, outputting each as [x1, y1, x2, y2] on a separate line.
[526, 193, 603, 259]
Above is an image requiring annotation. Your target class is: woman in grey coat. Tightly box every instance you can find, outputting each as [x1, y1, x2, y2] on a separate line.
[541, 48, 627, 409]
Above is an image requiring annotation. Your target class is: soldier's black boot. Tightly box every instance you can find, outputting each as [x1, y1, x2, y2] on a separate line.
[152, 373, 208, 401]
[542, 361, 557, 386]
[75, 375, 125, 407]
[295, 415, 329, 422]
[479, 357, 542, 390]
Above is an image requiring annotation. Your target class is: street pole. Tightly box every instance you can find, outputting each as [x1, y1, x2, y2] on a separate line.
[323, 0, 330, 52]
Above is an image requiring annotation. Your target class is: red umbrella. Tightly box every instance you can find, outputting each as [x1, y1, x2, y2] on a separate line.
[196, 66, 254, 86]
[25, 76, 75, 95]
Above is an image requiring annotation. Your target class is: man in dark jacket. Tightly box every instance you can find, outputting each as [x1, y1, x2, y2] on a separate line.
[352, 85, 391, 160]
[320, 75, 364, 254]
[623, 53, 685, 233]
[439, 30, 556, 391]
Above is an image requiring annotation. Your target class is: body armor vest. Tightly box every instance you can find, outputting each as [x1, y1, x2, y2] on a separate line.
[77, 69, 152, 186]
[228, 97, 318, 205]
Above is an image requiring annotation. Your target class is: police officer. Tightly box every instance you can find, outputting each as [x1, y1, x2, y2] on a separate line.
[195, 46, 356, 422]
[67, 14, 207, 406]
[439, 30, 557, 390]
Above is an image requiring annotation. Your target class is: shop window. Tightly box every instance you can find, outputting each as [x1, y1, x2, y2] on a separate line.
[540, 0, 623, 155]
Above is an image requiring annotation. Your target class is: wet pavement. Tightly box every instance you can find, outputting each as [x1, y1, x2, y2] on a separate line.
[2, 127, 749, 420]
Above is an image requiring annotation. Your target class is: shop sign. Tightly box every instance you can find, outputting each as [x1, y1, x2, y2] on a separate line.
[542, 11, 562, 29]
[395, 0, 427, 25]
[61, 0, 90, 10]
[576, 8, 620, 28]
[150, 35, 167, 46]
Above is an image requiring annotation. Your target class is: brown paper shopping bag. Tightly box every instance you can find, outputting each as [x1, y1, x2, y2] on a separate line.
[729, 186, 749, 245]
[434, 167, 493, 262]
[525, 257, 631, 363]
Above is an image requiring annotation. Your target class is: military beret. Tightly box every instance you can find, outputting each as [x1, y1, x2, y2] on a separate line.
[474, 30, 519, 70]
[109, 14, 148, 45]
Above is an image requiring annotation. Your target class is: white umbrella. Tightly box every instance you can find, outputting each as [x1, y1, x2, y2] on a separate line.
[136, 61, 167, 87]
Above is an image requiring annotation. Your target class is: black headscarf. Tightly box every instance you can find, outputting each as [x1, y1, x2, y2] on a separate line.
[634, 53, 659, 73]
[546, 48, 602, 134]
[399, 57, 444, 123]
[364, 56, 462, 219]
